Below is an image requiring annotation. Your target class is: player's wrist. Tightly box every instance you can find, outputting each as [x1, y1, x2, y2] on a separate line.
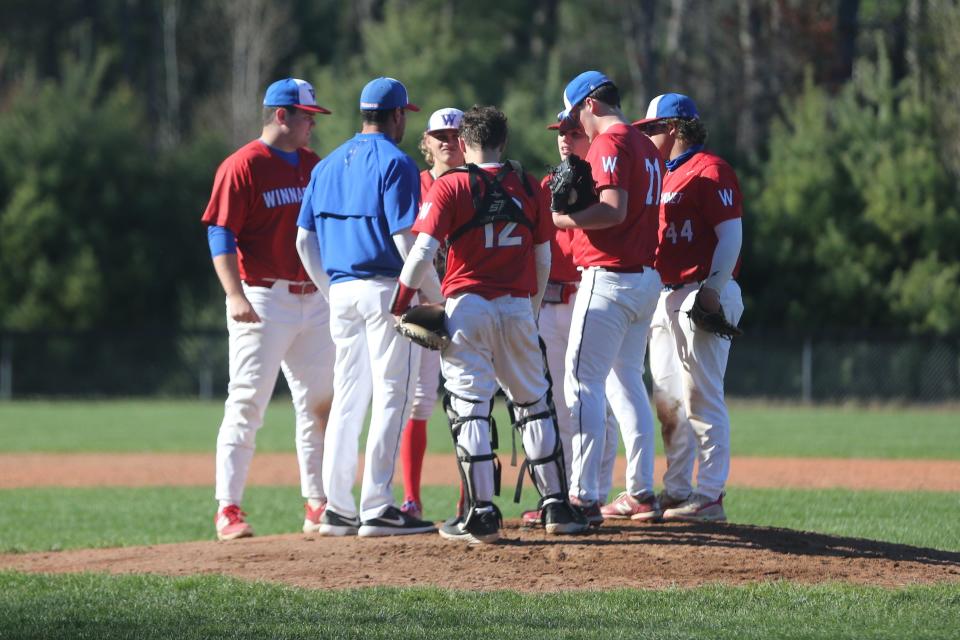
[390, 281, 418, 316]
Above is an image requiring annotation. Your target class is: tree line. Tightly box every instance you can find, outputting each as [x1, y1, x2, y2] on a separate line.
[1, 0, 958, 335]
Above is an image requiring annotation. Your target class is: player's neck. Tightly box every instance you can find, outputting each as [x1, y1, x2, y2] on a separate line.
[591, 111, 629, 139]
[464, 147, 500, 165]
[260, 127, 301, 153]
[433, 160, 457, 175]
[670, 139, 694, 161]
[361, 122, 397, 142]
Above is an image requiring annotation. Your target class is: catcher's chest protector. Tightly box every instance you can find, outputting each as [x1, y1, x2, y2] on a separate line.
[446, 162, 535, 245]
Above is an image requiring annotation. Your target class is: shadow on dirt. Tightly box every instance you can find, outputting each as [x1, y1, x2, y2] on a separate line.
[509, 520, 960, 567]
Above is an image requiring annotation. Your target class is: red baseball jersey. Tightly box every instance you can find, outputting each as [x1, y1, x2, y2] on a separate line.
[201, 140, 319, 282]
[414, 164, 553, 299]
[654, 151, 743, 285]
[419, 169, 436, 197]
[571, 123, 663, 270]
[540, 174, 580, 283]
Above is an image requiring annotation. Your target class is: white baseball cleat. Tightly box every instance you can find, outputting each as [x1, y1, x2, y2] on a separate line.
[661, 492, 727, 522]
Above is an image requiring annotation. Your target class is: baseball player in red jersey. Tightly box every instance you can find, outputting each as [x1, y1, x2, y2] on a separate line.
[522, 117, 620, 527]
[392, 105, 588, 542]
[397, 107, 465, 520]
[553, 71, 666, 525]
[635, 94, 744, 521]
[202, 78, 335, 541]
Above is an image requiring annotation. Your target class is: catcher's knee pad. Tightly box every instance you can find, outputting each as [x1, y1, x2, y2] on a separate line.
[507, 394, 567, 503]
[444, 392, 501, 512]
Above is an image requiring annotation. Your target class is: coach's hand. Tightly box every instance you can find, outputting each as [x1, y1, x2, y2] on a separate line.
[228, 293, 261, 323]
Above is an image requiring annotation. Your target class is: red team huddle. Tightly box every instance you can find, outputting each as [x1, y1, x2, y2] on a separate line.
[204, 70, 743, 543]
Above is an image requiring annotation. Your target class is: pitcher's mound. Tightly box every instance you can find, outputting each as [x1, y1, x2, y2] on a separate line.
[2, 520, 958, 591]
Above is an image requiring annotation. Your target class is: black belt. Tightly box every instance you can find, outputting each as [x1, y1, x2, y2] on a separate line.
[663, 281, 698, 291]
[596, 265, 647, 274]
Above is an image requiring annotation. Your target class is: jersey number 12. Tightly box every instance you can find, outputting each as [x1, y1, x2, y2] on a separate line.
[484, 222, 522, 248]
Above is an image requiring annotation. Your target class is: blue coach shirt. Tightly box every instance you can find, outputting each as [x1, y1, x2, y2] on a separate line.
[298, 132, 420, 283]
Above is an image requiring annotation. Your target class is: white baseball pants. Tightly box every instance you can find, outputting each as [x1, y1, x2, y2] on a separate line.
[323, 277, 420, 522]
[411, 348, 441, 421]
[565, 267, 662, 504]
[215, 281, 335, 505]
[648, 280, 744, 501]
[442, 293, 563, 503]
[539, 291, 619, 501]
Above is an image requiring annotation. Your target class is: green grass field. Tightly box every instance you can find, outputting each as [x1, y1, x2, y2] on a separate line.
[1, 399, 958, 639]
[1, 399, 958, 458]
[2, 573, 958, 640]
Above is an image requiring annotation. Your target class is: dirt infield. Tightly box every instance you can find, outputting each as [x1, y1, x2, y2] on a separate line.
[3, 452, 959, 590]
[2, 520, 958, 591]
[3, 452, 959, 491]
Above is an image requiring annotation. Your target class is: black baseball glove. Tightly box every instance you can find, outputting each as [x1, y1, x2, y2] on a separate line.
[548, 154, 597, 213]
[686, 295, 743, 339]
[396, 303, 450, 351]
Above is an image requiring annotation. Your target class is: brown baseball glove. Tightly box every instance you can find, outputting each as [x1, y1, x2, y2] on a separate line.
[396, 303, 449, 350]
[686, 296, 743, 339]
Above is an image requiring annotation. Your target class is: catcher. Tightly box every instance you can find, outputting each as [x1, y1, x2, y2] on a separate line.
[392, 105, 588, 543]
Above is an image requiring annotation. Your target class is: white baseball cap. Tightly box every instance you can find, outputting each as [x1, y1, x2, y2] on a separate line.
[425, 108, 464, 133]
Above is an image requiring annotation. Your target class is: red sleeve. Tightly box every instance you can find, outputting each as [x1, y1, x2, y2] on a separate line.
[412, 174, 457, 241]
[200, 156, 253, 234]
[530, 176, 553, 244]
[698, 162, 742, 227]
[586, 133, 627, 191]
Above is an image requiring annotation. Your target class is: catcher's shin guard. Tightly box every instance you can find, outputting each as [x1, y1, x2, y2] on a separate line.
[443, 392, 501, 522]
[507, 394, 567, 506]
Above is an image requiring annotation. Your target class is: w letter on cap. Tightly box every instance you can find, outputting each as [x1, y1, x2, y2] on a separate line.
[441, 113, 458, 127]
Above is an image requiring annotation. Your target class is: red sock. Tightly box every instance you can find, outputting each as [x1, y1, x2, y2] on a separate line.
[399, 418, 427, 503]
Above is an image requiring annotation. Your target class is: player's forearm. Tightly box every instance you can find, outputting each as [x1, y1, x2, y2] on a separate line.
[392, 234, 441, 314]
[702, 218, 742, 293]
[212, 253, 245, 297]
[399, 234, 440, 289]
[553, 191, 627, 230]
[295, 227, 330, 298]
[392, 229, 445, 302]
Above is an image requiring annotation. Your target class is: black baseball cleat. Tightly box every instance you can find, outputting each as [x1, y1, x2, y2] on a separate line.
[438, 502, 501, 544]
[544, 500, 589, 535]
[569, 496, 604, 527]
[358, 505, 436, 537]
[317, 509, 360, 537]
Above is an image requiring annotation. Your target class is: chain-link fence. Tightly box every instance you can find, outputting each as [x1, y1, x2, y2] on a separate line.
[1, 329, 958, 403]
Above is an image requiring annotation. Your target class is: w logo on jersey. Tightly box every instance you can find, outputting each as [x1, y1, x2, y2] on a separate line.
[601, 156, 618, 173]
[441, 113, 458, 127]
[662, 191, 683, 204]
[718, 189, 735, 207]
[418, 202, 433, 220]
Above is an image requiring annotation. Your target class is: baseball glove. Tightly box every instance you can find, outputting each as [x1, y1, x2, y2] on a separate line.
[396, 303, 449, 351]
[686, 296, 743, 339]
[548, 154, 597, 213]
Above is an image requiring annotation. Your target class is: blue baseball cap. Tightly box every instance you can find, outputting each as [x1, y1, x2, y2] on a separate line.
[263, 78, 331, 114]
[633, 93, 698, 126]
[557, 70, 613, 120]
[359, 77, 420, 111]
